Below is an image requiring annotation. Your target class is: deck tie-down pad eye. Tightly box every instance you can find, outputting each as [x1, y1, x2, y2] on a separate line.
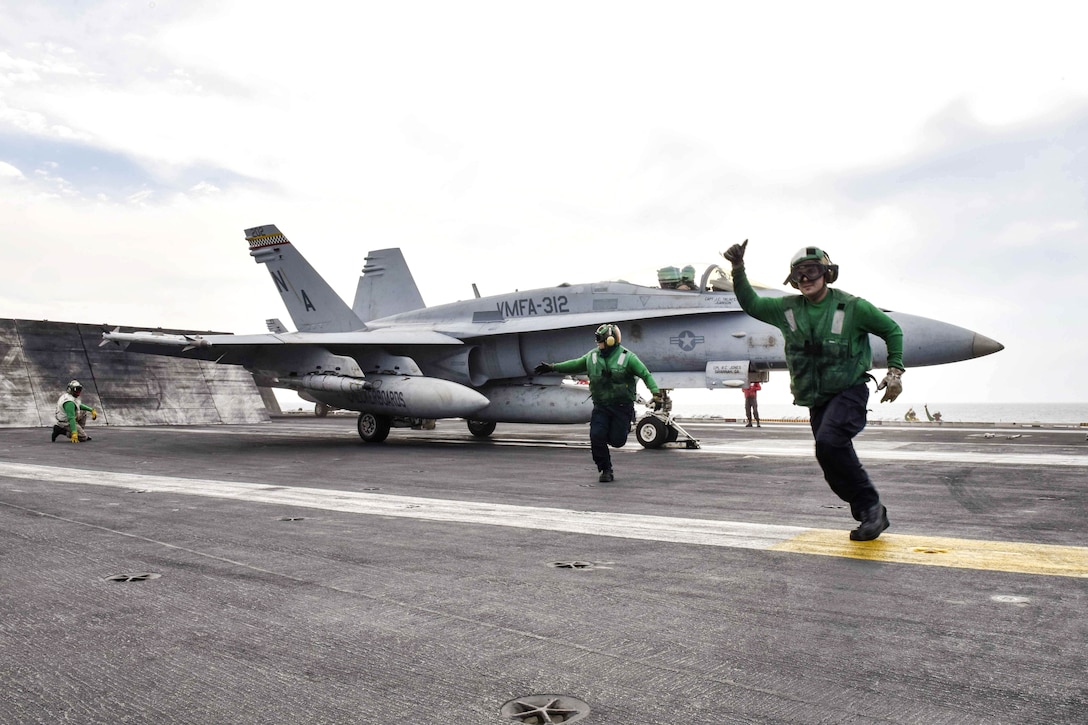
[104, 573, 161, 583]
[500, 694, 590, 723]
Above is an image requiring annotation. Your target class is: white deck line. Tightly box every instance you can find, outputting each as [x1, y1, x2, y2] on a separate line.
[0, 462, 804, 550]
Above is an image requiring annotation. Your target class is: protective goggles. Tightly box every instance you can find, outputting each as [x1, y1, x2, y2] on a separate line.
[788, 262, 828, 284]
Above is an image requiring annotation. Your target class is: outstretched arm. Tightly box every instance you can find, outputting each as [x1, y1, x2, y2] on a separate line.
[626, 354, 659, 395]
[551, 354, 590, 375]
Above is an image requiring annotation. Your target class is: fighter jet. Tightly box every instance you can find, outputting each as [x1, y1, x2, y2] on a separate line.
[102, 224, 1003, 446]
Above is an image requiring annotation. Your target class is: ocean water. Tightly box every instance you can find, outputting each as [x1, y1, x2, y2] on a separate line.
[673, 401, 1088, 426]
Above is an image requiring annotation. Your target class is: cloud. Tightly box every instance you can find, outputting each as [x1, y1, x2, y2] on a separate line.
[0, 130, 264, 204]
[0, 160, 23, 179]
[823, 103, 1088, 292]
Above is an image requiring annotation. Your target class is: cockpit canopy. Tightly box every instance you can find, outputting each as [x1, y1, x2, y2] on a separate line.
[700, 264, 734, 292]
[657, 263, 734, 291]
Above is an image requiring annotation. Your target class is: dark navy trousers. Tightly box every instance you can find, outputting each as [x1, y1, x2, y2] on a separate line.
[590, 402, 635, 472]
[809, 383, 881, 520]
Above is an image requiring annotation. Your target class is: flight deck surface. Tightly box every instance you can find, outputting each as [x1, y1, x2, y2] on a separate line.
[2, 418, 1086, 724]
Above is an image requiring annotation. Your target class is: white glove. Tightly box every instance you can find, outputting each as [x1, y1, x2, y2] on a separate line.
[876, 368, 903, 403]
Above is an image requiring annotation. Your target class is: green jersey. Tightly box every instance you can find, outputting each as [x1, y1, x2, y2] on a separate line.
[733, 268, 903, 408]
[552, 345, 659, 406]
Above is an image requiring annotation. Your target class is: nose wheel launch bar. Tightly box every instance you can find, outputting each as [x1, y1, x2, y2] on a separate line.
[635, 390, 700, 449]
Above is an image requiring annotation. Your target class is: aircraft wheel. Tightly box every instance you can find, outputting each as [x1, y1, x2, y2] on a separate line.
[357, 412, 391, 443]
[467, 420, 497, 438]
[315, 403, 330, 418]
[635, 416, 668, 449]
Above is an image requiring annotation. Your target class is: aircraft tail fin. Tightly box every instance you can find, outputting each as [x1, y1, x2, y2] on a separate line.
[245, 225, 364, 333]
[352, 248, 426, 322]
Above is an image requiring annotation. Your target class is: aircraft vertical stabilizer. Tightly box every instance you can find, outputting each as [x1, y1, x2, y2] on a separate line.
[245, 225, 364, 333]
[353, 248, 426, 323]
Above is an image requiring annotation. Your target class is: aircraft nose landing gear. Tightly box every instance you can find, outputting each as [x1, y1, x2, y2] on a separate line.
[634, 390, 700, 449]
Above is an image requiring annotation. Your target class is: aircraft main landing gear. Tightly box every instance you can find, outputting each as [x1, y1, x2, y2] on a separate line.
[466, 419, 497, 438]
[357, 412, 391, 443]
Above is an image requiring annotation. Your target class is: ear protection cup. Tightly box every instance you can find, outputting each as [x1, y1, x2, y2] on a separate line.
[595, 323, 620, 347]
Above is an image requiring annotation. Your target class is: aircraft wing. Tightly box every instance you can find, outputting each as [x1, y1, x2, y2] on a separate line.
[101, 328, 466, 365]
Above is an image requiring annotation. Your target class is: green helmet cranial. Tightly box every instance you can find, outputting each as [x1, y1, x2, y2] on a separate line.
[657, 266, 681, 288]
[595, 323, 620, 347]
[784, 246, 839, 287]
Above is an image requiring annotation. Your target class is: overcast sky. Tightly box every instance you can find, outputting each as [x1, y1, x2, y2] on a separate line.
[2, 1, 1086, 409]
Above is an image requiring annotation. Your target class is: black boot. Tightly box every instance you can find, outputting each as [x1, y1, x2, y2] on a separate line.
[598, 469, 614, 483]
[850, 504, 890, 541]
[51, 425, 65, 442]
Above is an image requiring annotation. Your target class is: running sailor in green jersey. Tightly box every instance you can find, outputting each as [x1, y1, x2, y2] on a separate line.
[535, 324, 662, 483]
[723, 241, 904, 541]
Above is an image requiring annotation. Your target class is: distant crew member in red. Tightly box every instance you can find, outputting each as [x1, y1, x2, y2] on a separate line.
[743, 381, 762, 428]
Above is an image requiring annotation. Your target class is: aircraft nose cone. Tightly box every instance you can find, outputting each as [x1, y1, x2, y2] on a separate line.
[972, 333, 1004, 358]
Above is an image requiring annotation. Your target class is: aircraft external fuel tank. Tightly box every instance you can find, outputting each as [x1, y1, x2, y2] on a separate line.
[290, 374, 489, 419]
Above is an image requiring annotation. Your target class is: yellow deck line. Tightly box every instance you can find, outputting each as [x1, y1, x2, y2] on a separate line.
[772, 530, 1088, 577]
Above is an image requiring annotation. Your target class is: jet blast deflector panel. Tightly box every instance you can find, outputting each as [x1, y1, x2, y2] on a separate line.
[0, 318, 269, 428]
